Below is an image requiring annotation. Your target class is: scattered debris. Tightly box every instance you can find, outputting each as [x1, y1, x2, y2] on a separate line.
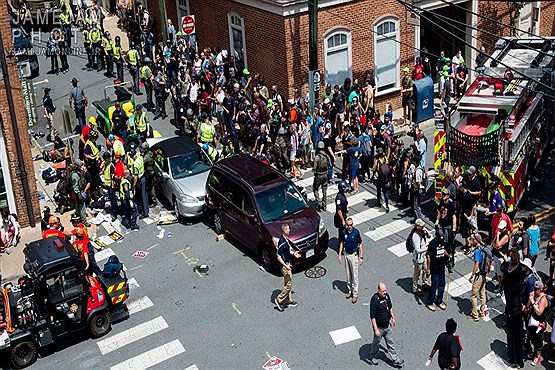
[158, 211, 178, 225]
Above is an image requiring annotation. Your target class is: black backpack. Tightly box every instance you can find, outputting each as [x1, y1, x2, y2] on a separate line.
[478, 247, 492, 275]
[406, 226, 418, 253]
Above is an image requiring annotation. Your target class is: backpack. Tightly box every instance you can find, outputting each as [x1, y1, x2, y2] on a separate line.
[361, 137, 372, 157]
[406, 226, 418, 253]
[478, 247, 492, 275]
[103, 255, 123, 278]
[314, 153, 330, 173]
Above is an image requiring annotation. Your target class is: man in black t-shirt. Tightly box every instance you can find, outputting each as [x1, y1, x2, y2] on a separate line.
[463, 166, 481, 203]
[369, 283, 404, 368]
[436, 188, 457, 269]
[428, 318, 461, 369]
[458, 181, 477, 253]
[426, 229, 447, 311]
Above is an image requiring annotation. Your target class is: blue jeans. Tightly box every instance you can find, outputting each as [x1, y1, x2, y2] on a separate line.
[376, 181, 389, 207]
[427, 272, 446, 305]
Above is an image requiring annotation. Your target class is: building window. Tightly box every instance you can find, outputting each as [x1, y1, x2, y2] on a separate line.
[176, 0, 190, 21]
[323, 29, 352, 88]
[374, 17, 400, 93]
[228, 12, 247, 71]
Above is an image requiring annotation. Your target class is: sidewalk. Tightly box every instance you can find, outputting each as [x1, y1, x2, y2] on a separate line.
[0, 143, 98, 284]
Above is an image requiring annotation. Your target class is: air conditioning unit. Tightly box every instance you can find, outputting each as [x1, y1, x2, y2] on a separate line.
[18, 61, 31, 78]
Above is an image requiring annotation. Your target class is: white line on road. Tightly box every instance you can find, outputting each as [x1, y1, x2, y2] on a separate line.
[388, 242, 409, 257]
[184, 365, 199, 370]
[110, 339, 185, 370]
[307, 186, 339, 201]
[127, 278, 140, 290]
[329, 325, 362, 346]
[325, 191, 376, 212]
[295, 175, 316, 188]
[127, 296, 154, 315]
[365, 219, 412, 241]
[476, 350, 512, 370]
[95, 248, 115, 262]
[98, 316, 169, 355]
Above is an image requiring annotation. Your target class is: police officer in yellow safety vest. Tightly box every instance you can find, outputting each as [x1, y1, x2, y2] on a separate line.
[83, 24, 93, 69]
[134, 104, 150, 144]
[132, 149, 149, 219]
[120, 169, 139, 230]
[84, 130, 101, 193]
[198, 113, 215, 144]
[140, 58, 154, 111]
[103, 31, 114, 78]
[126, 143, 136, 173]
[59, 2, 72, 49]
[127, 43, 141, 95]
[113, 35, 125, 84]
[202, 143, 220, 163]
[100, 152, 118, 221]
[89, 22, 102, 70]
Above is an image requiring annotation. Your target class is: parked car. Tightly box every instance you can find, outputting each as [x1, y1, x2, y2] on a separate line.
[148, 136, 212, 217]
[205, 154, 329, 271]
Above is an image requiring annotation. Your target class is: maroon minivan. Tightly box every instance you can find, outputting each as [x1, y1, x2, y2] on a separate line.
[205, 154, 329, 271]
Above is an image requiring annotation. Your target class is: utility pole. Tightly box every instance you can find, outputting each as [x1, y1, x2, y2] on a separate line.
[308, 0, 319, 150]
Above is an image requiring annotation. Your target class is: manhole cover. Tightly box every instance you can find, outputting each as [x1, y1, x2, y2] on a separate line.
[305, 265, 327, 278]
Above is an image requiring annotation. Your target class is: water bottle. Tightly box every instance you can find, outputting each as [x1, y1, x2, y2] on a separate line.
[425, 359, 431, 367]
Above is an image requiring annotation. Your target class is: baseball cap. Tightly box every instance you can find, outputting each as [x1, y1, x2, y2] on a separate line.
[443, 65, 450, 71]
[459, 58, 465, 64]
[535, 281, 544, 290]
[466, 166, 476, 175]
[403, 67, 410, 73]
[443, 71, 449, 77]
[317, 141, 325, 149]
[243, 68, 250, 75]
[496, 203, 504, 211]
[415, 218, 425, 227]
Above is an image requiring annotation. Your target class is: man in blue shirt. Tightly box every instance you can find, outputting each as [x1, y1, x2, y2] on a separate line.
[338, 217, 363, 303]
[275, 223, 301, 311]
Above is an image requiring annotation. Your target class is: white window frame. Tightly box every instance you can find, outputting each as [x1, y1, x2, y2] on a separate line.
[228, 11, 248, 69]
[373, 16, 400, 96]
[323, 27, 352, 87]
[176, 0, 190, 21]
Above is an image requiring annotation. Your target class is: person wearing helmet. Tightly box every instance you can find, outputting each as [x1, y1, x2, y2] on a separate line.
[121, 169, 139, 230]
[134, 104, 150, 143]
[72, 226, 102, 276]
[334, 180, 349, 238]
[42, 216, 66, 239]
[113, 35, 125, 84]
[140, 57, 154, 111]
[127, 42, 141, 95]
[79, 116, 96, 160]
[125, 142, 137, 171]
[153, 66, 168, 119]
[70, 212, 90, 242]
[89, 21, 102, 70]
[69, 78, 88, 133]
[313, 141, 332, 211]
[131, 147, 148, 219]
[202, 143, 220, 163]
[198, 112, 215, 145]
[100, 151, 118, 221]
[141, 142, 157, 207]
[102, 31, 114, 78]
[111, 101, 130, 146]
[455, 58, 469, 101]
[84, 129, 101, 192]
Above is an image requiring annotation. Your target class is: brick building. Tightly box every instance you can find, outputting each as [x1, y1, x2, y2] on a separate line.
[140, 0, 554, 111]
[0, 0, 40, 227]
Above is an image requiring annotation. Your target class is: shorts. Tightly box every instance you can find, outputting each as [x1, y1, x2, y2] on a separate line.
[494, 256, 505, 276]
[460, 219, 474, 238]
[289, 150, 297, 162]
[349, 168, 359, 182]
[336, 112, 345, 123]
[402, 95, 411, 108]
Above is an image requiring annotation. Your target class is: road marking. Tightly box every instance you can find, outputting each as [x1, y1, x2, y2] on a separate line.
[127, 296, 154, 315]
[476, 350, 512, 370]
[265, 352, 272, 359]
[296, 176, 316, 188]
[536, 206, 555, 222]
[307, 186, 339, 201]
[350, 204, 398, 226]
[365, 219, 412, 241]
[97, 316, 169, 355]
[129, 265, 142, 271]
[329, 325, 362, 346]
[95, 248, 115, 262]
[110, 339, 185, 370]
[325, 191, 376, 212]
[147, 243, 159, 250]
[142, 217, 155, 225]
[388, 242, 408, 257]
[173, 247, 191, 255]
[231, 303, 241, 315]
[152, 130, 162, 138]
[127, 278, 140, 290]
[184, 366, 199, 370]
[447, 273, 473, 297]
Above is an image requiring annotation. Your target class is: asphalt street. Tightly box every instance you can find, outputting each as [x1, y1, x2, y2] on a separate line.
[5, 19, 555, 370]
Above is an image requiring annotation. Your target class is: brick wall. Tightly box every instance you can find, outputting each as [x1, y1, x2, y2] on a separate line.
[0, 0, 40, 227]
[540, 1, 555, 37]
[476, 1, 512, 50]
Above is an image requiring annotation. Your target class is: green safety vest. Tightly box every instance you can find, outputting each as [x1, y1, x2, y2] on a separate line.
[103, 37, 112, 51]
[102, 162, 114, 187]
[200, 121, 215, 143]
[126, 154, 134, 172]
[135, 112, 147, 132]
[134, 154, 145, 178]
[206, 146, 218, 162]
[85, 140, 99, 160]
[83, 30, 90, 44]
[127, 49, 138, 66]
[90, 28, 101, 42]
[140, 65, 152, 80]
[60, 9, 70, 25]
[113, 46, 121, 60]
[120, 178, 133, 199]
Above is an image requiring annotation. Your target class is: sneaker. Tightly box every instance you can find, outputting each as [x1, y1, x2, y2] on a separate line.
[352, 296, 358, 304]
[369, 357, 378, 365]
[274, 298, 284, 311]
[437, 303, 447, 310]
[532, 356, 541, 366]
[426, 304, 436, 311]
[393, 359, 404, 368]
[346, 291, 352, 299]
[467, 315, 479, 322]
[287, 301, 298, 308]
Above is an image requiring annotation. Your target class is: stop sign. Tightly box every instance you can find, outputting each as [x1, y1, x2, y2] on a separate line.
[181, 15, 196, 35]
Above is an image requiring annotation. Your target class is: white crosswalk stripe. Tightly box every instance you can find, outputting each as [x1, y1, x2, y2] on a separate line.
[476, 351, 512, 369]
[365, 219, 412, 241]
[126, 296, 154, 315]
[127, 277, 140, 290]
[350, 207, 392, 227]
[295, 175, 316, 188]
[110, 339, 186, 370]
[387, 242, 408, 257]
[307, 186, 339, 201]
[98, 316, 169, 355]
[325, 191, 376, 212]
[95, 248, 115, 262]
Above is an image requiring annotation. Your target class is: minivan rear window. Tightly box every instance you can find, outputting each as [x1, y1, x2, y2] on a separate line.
[255, 181, 308, 222]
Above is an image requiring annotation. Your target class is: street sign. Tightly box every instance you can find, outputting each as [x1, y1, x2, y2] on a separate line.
[181, 15, 196, 35]
[20, 78, 38, 126]
[132, 250, 149, 259]
[312, 70, 321, 91]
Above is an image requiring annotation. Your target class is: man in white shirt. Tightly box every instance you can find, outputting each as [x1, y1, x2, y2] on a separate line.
[412, 218, 430, 295]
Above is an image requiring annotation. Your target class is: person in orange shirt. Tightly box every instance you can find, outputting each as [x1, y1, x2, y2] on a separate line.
[70, 213, 89, 242]
[72, 227, 101, 276]
[42, 216, 66, 239]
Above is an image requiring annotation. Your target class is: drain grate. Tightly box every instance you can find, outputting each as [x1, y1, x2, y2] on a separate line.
[304, 265, 327, 278]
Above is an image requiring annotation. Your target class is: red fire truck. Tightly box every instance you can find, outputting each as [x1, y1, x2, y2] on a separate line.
[434, 37, 555, 223]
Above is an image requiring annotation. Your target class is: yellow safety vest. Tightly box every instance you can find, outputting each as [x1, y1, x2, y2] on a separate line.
[120, 178, 133, 199]
[127, 49, 138, 66]
[134, 154, 145, 178]
[126, 154, 134, 172]
[135, 112, 147, 132]
[200, 121, 215, 143]
[113, 46, 121, 60]
[113, 139, 125, 157]
[83, 30, 90, 44]
[103, 37, 112, 51]
[60, 9, 70, 25]
[85, 140, 99, 160]
[90, 28, 101, 42]
[140, 65, 152, 80]
[102, 162, 114, 187]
